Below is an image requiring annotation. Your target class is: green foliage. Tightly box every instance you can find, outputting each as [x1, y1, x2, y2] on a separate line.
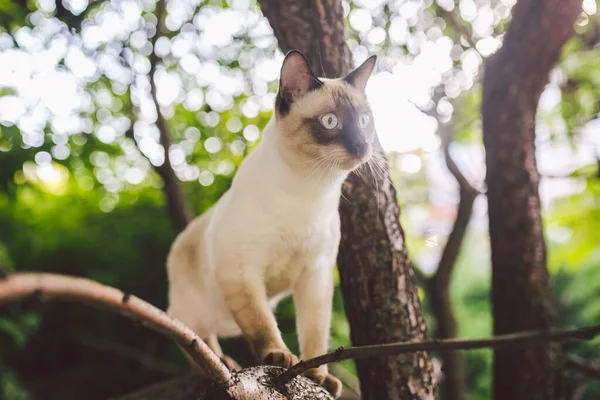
[452, 85, 483, 144]
[0, 0, 28, 32]
[547, 177, 600, 269]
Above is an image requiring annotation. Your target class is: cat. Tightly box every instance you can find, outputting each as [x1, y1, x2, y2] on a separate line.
[166, 49, 377, 398]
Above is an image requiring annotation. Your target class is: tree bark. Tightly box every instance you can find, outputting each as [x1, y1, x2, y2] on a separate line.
[481, 0, 582, 399]
[258, 1, 438, 399]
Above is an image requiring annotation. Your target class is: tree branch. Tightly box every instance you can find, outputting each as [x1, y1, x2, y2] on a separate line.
[415, 84, 478, 400]
[565, 354, 600, 380]
[433, 121, 479, 287]
[73, 334, 185, 376]
[129, 0, 193, 232]
[279, 324, 600, 384]
[424, 120, 477, 400]
[567, 353, 600, 400]
[113, 373, 211, 400]
[0, 272, 231, 384]
[436, 7, 477, 50]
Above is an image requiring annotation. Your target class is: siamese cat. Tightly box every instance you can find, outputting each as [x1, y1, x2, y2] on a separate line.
[167, 50, 377, 398]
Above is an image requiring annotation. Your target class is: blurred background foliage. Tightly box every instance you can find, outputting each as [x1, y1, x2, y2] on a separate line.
[0, 0, 599, 399]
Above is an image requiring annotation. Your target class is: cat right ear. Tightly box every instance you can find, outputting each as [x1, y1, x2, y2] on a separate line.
[277, 50, 322, 114]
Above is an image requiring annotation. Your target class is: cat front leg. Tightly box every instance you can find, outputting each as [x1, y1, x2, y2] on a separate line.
[217, 268, 298, 368]
[293, 266, 342, 398]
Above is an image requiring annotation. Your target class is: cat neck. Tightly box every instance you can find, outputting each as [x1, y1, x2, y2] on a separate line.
[244, 118, 349, 201]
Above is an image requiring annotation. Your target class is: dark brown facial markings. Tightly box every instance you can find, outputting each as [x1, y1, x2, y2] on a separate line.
[306, 85, 373, 157]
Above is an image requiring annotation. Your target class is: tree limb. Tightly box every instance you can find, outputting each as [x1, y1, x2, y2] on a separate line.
[0, 272, 231, 384]
[436, 7, 477, 50]
[131, 0, 193, 232]
[424, 120, 477, 400]
[567, 353, 600, 400]
[416, 79, 479, 400]
[565, 354, 600, 380]
[279, 324, 600, 384]
[434, 121, 479, 287]
[73, 334, 185, 376]
[113, 373, 210, 400]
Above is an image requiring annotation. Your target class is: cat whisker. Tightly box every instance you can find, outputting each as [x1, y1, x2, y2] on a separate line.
[318, 48, 327, 79]
[305, 155, 331, 182]
[306, 73, 324, 88]
[306, 153, 339, 184]
[304, 73, 335, 107]
[319, 156, 336, 184]
[367, 158, 381, 218]
[291, 153, 332, 165]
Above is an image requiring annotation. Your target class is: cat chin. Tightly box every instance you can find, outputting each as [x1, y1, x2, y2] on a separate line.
[339, 154, 372, 171]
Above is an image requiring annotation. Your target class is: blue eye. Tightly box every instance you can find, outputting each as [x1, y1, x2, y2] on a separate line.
[359, 114, 370, 128]
[320, 113, 338, 129]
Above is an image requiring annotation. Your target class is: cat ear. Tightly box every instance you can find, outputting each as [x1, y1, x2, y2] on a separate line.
[343, 55, 377, 91]
[278, 50, 322, 106]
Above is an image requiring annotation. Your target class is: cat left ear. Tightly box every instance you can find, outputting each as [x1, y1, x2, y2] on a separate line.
[278, 50, 322, 108]
[343, 55, 377, 91]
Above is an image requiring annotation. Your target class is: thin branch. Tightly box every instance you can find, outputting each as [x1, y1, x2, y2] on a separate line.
[433, 121, 479, 286]
[73, 334, 185, 376]
[329, 363, 361, 395]
[0, 272, 231, 384]
[568, 353, 600, 400]
[115, 373, 211, 400]
[566, 354, 600, 380]
[437, 7, 478, 50]
[278, 324, 600, 384]
[128, 0, 193, 232]
[426, 120, 476, 400]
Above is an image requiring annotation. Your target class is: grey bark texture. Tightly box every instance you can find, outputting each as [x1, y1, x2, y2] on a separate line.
[481, 0, 583, 399]
[258, 1, 438, 399]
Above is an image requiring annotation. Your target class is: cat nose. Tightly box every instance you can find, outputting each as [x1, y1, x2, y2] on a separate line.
[349, 139, 369, 156]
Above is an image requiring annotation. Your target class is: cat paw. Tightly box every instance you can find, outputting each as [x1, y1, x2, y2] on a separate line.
[303, 368, 343, 399]
[262, 349, 300, 368]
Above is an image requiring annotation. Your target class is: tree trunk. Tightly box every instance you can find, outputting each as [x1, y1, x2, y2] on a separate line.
[481, 0, 582, 399]
[258, 1, 438, 399]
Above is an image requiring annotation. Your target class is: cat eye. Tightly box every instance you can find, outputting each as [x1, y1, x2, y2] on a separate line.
[359, 114, 370, 128]
[320, 113, 338, 130]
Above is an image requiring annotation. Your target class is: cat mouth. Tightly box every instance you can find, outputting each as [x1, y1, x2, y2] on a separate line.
[341, 149, 372, 170]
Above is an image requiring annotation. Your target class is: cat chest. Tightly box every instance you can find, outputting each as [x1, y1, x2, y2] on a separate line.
[264, 229, 336, 298]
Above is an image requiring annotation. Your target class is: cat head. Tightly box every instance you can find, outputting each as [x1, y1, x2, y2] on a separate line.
[274, 50, 377, 172]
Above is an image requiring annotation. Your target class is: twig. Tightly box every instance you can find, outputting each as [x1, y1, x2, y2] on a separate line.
[435, 121, 480, 285]
[427, 119, 477, 400]
[565, 355, 600, 400]
[437, 7, 478, 50]
[0, 272, 231, 384]
[279, 324, 600, 384]
[566, 354, 600, 380]
[328, 363, 361, 395]
[74, 334, 185, 376]
[127, 0, 192, 232]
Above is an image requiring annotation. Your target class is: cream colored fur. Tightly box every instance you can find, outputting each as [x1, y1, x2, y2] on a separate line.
[167, 53, 376, 398]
